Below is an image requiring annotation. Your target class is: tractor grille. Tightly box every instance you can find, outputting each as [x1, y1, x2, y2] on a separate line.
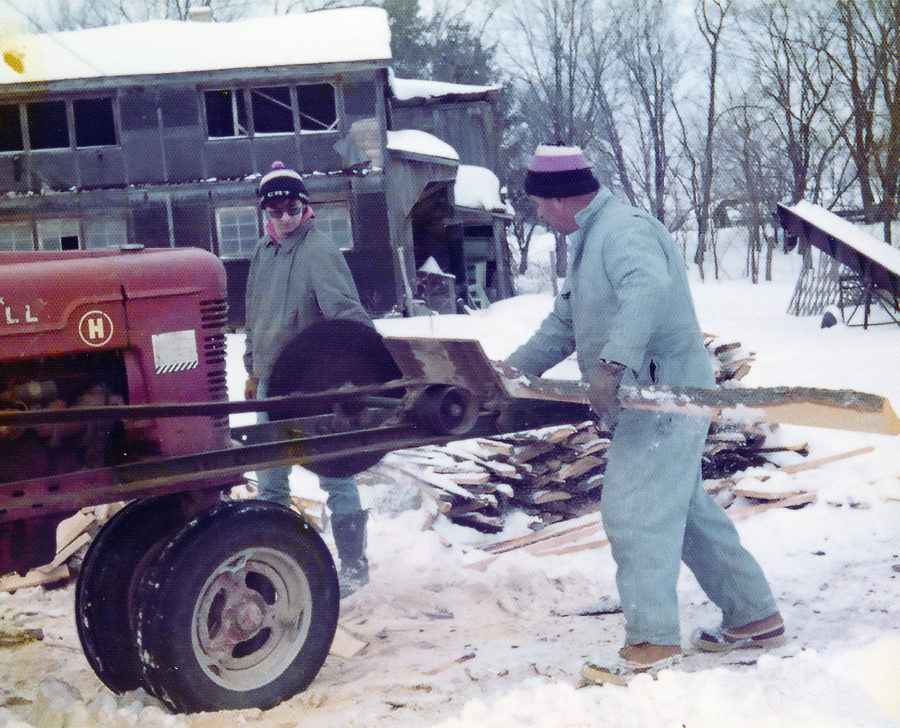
[200, 298, 229, 431]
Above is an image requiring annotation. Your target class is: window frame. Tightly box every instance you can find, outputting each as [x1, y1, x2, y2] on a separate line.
[204, 88, 248, 139]
[26, 100, 70, 151]
[73, 97, 118, 148]
[0, 222, 35, 251]
[215, 205, 261, 259]
[202, 82, 340, 140]
[313, 201, 354, 251]
[1, 96, 119, 153]
[83, 215, 128, 249]
[0, 104, 25, 153]
[248, 86, 295, 136]
[296, 83, 338, 134]
[36, 218, 81, 251]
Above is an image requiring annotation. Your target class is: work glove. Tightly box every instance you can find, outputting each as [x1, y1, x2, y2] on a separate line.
[244, 375, 259, 400]
[587, 361, 626, 430]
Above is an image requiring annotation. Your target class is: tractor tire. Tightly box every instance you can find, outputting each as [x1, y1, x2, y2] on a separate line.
[75, 495, 187, 694]
[135, 500, 339, 713]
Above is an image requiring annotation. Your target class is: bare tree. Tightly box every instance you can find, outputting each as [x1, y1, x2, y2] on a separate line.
[500, 0, 598, 275]
[742, 0, 836, 209]
[502, 0, 597, 149]
[825, 0, 900, 242]
[679, 0, 734, 280]
[584, 15, 638, 206]
[611, 0, 685, 225]
[45, 0, 248, 27]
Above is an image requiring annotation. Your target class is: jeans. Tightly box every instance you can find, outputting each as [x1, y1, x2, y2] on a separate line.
[600, 408, 779, 646]
[254, 378, 362, 516]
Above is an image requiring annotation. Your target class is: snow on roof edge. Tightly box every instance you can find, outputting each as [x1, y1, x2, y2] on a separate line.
[788, 200, 900, 277]
[390, 74, 500, 102]
[386, 130, 460, 162]
[0, 8, 392, 86]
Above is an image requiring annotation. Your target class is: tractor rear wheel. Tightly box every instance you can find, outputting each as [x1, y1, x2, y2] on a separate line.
[135, 500, 339, 713]
[75, 495, 187, 694]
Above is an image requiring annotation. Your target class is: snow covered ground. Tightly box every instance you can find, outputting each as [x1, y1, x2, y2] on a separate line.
[1, 239, 898, 728]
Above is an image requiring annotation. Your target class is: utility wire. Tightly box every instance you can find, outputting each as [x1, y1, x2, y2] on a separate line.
[0, 0, 109, 77]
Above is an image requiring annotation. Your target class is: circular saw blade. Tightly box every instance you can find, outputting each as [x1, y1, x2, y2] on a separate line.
[266, 319, 403, 477]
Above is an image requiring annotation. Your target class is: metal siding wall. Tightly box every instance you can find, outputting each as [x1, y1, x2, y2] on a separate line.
[29, 152, 78, 191]
[298, 134, 342, 172]
[172, 196, 211, 249]
[351, 191, 390, 251]
[203, 140, 254, 180]
[165, 134, 205, 182]
[160, 87, 205, 182]
[0, 157, 27, 192]
[76, 147, 126, 188]
[253, 138, 299, 174]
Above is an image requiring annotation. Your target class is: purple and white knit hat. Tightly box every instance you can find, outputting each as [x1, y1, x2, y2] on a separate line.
[524, 144, 600, 198]
[257, 161, 310, 206]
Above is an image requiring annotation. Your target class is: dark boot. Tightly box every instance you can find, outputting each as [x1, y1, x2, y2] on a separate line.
[331, 511, 369, 598]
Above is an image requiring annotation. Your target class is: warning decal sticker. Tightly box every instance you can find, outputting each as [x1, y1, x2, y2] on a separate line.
[152, 330, 199, 374]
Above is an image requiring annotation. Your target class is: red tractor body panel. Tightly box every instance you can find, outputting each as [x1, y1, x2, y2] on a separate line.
[0, 247, 233, 574]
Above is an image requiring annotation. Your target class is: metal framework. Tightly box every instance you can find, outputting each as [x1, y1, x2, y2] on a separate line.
[777, 201, 900, 328]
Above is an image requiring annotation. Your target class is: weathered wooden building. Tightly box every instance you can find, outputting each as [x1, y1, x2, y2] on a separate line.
[0, 7, 512, 324]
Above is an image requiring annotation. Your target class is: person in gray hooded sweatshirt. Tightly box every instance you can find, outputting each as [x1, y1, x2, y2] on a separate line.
[506, 144, 784, 683]
[244, 161, 372, 598]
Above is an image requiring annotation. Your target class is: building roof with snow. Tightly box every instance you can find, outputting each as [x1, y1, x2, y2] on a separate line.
[390, 75, 500, 104]
[0, 7, 392, 92]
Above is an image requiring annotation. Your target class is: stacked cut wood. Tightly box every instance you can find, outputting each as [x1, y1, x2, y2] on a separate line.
[374, 336, 806, 534]
[380, 416, 801, 534]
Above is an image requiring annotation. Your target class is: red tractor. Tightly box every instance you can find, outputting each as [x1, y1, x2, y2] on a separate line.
[0, 247, 339, 712]
[0, 246, 590, 712]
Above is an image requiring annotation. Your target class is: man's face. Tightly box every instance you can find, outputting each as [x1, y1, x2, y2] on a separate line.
[532, 196, 578, 235]
[265, 199, 305, 237]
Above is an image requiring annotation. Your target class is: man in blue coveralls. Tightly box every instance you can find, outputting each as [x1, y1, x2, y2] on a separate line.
[506, 144, 785, 683]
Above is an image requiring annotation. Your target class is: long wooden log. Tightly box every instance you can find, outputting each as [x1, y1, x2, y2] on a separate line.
[384, 337, 899, 436]
[502, 375, 900, 436]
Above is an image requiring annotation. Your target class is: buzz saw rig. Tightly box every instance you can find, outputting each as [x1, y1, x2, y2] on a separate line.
[1, 247, 895, 713]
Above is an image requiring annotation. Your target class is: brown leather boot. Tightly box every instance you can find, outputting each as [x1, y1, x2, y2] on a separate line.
[618, 642, 682, 664]
[582, 643, 682, 686]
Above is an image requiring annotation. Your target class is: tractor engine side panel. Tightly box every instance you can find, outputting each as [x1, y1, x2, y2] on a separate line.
[0, 248, 231, 576]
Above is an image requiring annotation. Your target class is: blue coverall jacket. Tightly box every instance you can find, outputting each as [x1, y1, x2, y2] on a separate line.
[506, 188, 713, 389]
[507, 189, 777, 647]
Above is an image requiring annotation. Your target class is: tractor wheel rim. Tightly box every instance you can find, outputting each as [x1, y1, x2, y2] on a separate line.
[191, 547, 313, 691]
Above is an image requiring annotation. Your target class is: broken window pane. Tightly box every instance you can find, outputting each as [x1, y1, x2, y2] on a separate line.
[0, 104, 23, 152]
[27, 100, 69, 149]
[250, 87, 293, 134]
[297, 83, 337, 132]
[74, 98, 116, 147]
[37, 219, 80, 250]
[205, 89, 247, 138]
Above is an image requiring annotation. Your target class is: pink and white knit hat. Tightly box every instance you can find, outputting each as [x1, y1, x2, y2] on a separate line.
[524, 144, 599, 198]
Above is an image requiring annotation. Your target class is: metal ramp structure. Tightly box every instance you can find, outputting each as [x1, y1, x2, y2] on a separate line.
[777, 201, 900, 328]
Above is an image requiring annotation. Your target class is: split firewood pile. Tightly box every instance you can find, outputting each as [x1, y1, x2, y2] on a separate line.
[364, 336, 814, 535]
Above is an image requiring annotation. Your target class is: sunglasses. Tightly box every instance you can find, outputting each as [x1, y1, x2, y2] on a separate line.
[265, 202, 304, 219]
